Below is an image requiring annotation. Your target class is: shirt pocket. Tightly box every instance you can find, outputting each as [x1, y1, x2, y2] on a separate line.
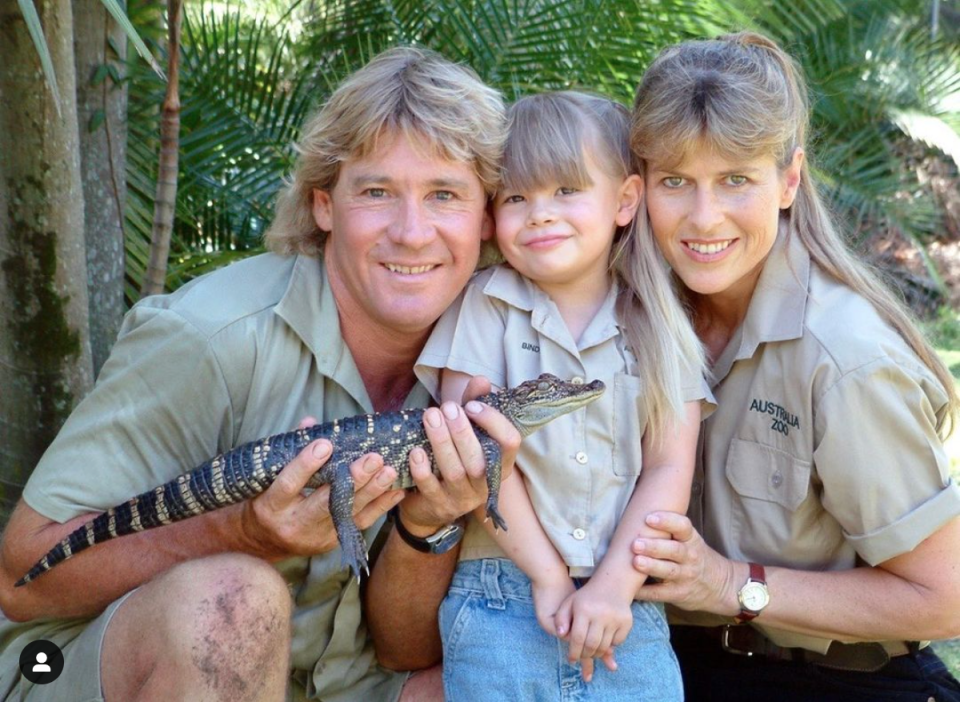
[611, 373, 645, 477]
[725, 438, 811, 511]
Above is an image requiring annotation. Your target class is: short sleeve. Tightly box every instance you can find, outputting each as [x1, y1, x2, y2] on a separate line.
[415, 275, 507, 400]
[813, 358, 960, 565]
[23, 306, 234, 523]
[680, 355, 716, 420]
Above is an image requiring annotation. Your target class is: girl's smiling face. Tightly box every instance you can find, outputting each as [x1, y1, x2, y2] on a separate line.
[645, 145, 803, 307]
[493, 150, 642, 296]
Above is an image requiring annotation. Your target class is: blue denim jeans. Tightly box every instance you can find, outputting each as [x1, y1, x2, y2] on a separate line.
[671, 625, 960, 702]
[439, 558, 683, 701]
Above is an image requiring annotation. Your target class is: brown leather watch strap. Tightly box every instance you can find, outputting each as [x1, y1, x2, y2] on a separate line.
[735, 562, 769, 623]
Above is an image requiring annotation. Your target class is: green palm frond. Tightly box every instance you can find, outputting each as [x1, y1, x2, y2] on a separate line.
[125, 7, 315, 297]
[734, 0, 960, 279]
[122, 0, 959, 300]
[301, 0, 721, 101]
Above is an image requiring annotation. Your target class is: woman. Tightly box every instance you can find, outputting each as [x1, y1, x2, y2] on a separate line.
[628, 32, 960, 701]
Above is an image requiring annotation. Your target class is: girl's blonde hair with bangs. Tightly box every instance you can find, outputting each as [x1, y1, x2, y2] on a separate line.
[502, 92, 706, 436]
[631, 32, 958, 436]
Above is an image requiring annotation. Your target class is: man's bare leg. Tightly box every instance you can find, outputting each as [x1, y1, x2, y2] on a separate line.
[101, 553, 292, 702]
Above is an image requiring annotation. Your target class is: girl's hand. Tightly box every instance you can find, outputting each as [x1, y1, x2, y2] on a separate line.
[531, 575, 576, 636]
[631, 511, 741, 616]
[555, 582, 632, 680]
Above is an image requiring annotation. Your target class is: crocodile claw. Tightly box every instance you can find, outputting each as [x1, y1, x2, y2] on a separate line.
[485, 498, 508, 533]
[340, 526, 370, 582]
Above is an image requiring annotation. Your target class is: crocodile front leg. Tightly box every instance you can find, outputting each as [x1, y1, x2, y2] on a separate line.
[478, 432, 507, 532]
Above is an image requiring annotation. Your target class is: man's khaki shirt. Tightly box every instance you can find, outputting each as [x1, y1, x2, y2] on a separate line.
[674, 233, 960, 653]
[1, 253, 427, 701]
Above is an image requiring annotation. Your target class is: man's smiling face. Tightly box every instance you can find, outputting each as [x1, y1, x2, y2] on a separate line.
[314, 131, 492, 337]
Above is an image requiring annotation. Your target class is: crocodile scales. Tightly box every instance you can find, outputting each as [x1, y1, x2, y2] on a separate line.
[17, 374, 604, 586]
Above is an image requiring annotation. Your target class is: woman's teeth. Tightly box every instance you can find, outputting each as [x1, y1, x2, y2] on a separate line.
[687, 240, 733, 255]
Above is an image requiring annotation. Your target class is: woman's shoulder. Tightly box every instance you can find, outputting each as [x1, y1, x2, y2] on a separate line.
[802, 264, 933, 381]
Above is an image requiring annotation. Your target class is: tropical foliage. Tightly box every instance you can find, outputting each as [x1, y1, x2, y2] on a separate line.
[120, 0, 960, 304]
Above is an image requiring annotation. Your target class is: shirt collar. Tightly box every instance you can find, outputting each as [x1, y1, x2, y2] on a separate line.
[482, 265, 621, 355]
[273, 254, 374, 411]
[711, 231, 810, 382]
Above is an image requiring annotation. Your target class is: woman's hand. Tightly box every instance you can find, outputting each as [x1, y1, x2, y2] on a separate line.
[631, 511, 742, 617]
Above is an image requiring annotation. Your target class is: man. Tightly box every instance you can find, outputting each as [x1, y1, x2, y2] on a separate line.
[0, 47, 516, 701]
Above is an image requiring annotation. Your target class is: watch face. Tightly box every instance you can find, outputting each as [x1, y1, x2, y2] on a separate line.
[427, 523, 464, 555]
[739, 582, 770, 612]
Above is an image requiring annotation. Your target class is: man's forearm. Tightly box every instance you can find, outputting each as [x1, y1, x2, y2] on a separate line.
[365, 526, 458, 671]
[0, 502, 254, 622]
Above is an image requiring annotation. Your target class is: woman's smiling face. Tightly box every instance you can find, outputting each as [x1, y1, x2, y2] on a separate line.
[645, 145, 803, 306]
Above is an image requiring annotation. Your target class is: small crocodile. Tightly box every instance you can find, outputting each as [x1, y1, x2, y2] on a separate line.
[17, 374, 604, 586]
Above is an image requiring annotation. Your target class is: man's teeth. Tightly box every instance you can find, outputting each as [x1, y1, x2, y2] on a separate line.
[687, 241, 733, 255]
[385, 263, 436, 274]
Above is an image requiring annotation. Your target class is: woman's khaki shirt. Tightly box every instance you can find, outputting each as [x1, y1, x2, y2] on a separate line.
[674, 233, 960, 654]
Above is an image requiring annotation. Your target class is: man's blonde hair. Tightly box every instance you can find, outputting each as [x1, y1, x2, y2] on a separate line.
[502, 92, 706, 436]
[266, 47, 505, 256]
[631, 31, 958, 434]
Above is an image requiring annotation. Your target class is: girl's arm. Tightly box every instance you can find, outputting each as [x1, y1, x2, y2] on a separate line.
[557, 400, 701, 662]
[439, 370, 574, 635]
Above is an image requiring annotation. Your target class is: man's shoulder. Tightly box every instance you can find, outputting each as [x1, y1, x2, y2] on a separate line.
[132, 252, 306, 338]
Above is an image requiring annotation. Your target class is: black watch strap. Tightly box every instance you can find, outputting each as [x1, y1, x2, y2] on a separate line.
[390, 507, 464, 555]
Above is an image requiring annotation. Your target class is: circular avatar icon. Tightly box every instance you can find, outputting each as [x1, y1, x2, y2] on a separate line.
[19, 639, 64, 685]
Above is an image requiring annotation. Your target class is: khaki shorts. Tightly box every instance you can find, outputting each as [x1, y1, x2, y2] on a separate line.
[3, 591, 133, 702]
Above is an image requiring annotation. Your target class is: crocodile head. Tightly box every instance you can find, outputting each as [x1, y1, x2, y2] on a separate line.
[482, 373, 605, 437]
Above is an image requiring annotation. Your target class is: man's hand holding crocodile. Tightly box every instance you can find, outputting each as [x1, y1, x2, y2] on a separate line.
[398, 375, 520, 533]
[240, 438, 404, 561]
[367, 376, 523, 675]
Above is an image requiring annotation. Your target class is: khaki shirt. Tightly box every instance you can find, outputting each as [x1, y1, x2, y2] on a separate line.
[675, 233, 960, 653]
[1, 253, 426, 701]
[417, 266, 709, 576]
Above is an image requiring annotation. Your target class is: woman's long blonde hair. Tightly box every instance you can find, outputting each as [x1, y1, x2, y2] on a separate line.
[501, 92, 705, 435]
[631, 32, 958, 436]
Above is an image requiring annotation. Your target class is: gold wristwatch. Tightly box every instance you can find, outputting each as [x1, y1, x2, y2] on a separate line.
[735, 562, 769, 623]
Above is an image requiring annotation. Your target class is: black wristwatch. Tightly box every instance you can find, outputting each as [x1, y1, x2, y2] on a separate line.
[390, 507, 465, 555]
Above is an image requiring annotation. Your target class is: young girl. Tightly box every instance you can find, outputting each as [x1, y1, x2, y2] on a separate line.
[415, 91, 709, 700]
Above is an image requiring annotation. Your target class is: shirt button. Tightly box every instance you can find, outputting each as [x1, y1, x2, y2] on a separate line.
[571, 376, 584, 385]
[771, 472, 783, 488]
[575, 451, 588, 464]
[572, 528, 586, 540]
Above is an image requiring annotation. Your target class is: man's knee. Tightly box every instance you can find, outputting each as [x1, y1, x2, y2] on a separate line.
[165, 553, 291, 639]
[103, 554, 292, 700]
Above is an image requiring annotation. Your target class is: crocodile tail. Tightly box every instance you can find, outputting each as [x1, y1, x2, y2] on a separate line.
[14, 433, 306, 587]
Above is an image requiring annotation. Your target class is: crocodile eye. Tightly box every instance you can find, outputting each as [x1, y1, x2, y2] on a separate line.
[537, 381, 550, 392]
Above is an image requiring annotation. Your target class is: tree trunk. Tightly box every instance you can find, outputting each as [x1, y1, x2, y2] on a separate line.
[0, 0, 93, 516]
[140, 0, 181, 297]
[74, 0, 128, 378]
